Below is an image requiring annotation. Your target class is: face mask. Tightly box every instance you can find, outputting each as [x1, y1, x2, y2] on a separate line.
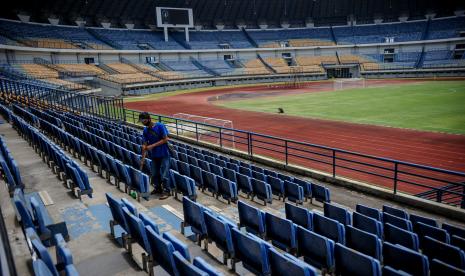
[142, 121, 150, 126]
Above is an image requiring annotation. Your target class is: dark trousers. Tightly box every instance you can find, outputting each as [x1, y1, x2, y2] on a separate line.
[150, 156, 170, 191]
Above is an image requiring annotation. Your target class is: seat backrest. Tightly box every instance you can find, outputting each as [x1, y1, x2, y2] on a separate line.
[293, 178, 312, 197]
[32, 239, 59, 276]
[163, 232, 191, 261]
[285, 203, 312, 230]
[383, 242, 429, 276]
[311, 183, 330, 203]
[345, 225, 382, 260]
[452, 235, 465, 252]
[173, 251, 209, 276]
[284, 180, 304, 201]
[416, 221, 450, 245]
[355, 204, 382, 221]
[266, 176, 284, 195]
[209, 163, 223, 177]
[268, 247, 317, 276]
[30, 197, 51, 237]
[177, 160, 191, 177]
[265, 212, 296, 251]
[222, 167, 237, 182]
[335, 243, 381, 276]
[105, 193, 128, 231]
[146, 227, 177, 276]
[193, 257, 223, 276]
[409, 213, 438, 228]
[430, 258, 465, 276]
[33, 259, 55, 276]
[323, 203, 351, 226]
[252, 171, 266, 181]
[217, 176, 237, 200]
[238, 200, 265, 236]
[296, 226, 334, 271]
[383, 205, 409, 220]
[202, 170, 218, 193]
[139, 212, 159, 234]
[383, 212, 412, 231]
[182, 197, 207, 235]
[204, 212, 234, 254]
[251, 178, 271, 199]
[236, 173, 252, 194]
[353, 212, 383, 238]
[384, 223, 419, 251]
[443, 223, 465, 239]
[189, 165, 203, 186]
[423, 236, 465, 269]
[231, 228, 270, 275]
[313, 213, 345, 244]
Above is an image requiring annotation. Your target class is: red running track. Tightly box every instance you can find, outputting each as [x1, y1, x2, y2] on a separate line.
[125, 80, 465, 194]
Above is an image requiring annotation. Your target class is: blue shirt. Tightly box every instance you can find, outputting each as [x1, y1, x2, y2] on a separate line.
[142, 122, 170, 158]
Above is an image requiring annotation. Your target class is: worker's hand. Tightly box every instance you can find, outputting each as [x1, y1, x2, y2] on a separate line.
[142, 144, 148, 151]
[140, 158, 145, 169]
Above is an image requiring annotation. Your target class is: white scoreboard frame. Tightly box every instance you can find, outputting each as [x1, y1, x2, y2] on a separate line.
[156, 7, 194, 28]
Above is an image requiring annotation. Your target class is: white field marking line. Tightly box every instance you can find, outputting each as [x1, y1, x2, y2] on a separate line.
[162, 204, 183, 220]
[39, 191, 54, 206]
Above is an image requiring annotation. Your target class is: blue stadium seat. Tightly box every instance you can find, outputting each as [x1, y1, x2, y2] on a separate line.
[32, 239, 59, 276]
[127, 167, 150, 201]
[293, 178, 312, 200]
[284, 180, 304, 204]
[216, 176, 238, 204]
[204, 212, 235, 264]
[313, 213, 345, 244]
[277, 173, 294, 183]
[124, 211, 151, 266]
[238, 200, 266, 238]
[170, 170, 197, 201]
[266, 176, 284, 199]
[409, 213, 438, 228]
[231, 228, 271, 275]
[431, 259, 465, 276]
[250, 178, 272, 205]
[252, 171, 267, 182]
[198, 160, 209, 171]
[423, 236, 465, 269]
[170, 158, 179, 172]
[162, 232, 191, 261]
[202, 170, 218, 196]
[193, 257, 223, 276]
[139, 212, 160, 234]
[189, 165, 204, 188]
[54, 234, 74, 269]
[383, 205, 409, 219]
[182, 197, 208, 245]
[285, 202, 312, 230]
[444, 223, 465, 239]
[383, 242, 429, 276]
[209, 163, 223, 177]
[114, 161, 131, 191]
[383, 212, 413, 231]
[452, 235, 465, 251]
[188, 156, 199, 167]
[265, 212, 297, 253]
[382, 266, 412, 276]
[263, 169, 278, 178]
[353, 212, 383, 238]
[323, 203, 351, 226]
[236, 173, 253, 197]
[311, 183, 330, 203]
[177, 160, 191, 177]
[296, 226, 335, 272]
[173, 251, 209, 276]
[345, 225, 382, 260]
[33, 259, 57, 276]
[415, 221, 451, 245]
[65, 162, 93, 199]
[268, 247, 317, 276]
[222, 167, 237, 183]
[146, 227, 178, 276]
[106, 193, 129, 239]
[355, 204, 382, 221]
[226, 162, 239, 172]
[334, 243, 381, 276]
[239, 166, 252, 177]
[384, 222, 419, 251]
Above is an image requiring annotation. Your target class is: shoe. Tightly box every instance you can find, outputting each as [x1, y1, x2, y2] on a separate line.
[151, 189, 160, 195]
[158, 192, 170, 200]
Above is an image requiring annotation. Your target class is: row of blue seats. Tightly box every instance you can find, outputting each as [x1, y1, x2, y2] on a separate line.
[12, 111, 93, 199]
[0, 135, 24, 192]
[172, 142, 331, 204]
[182, 197, 391, 276]
[106, 193, 222, 276]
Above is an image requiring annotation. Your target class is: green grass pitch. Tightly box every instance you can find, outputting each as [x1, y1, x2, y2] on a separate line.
[217, 80, 465, 135]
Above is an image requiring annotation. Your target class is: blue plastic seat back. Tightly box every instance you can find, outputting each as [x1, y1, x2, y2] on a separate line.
[236, 173, 253, 194]
[209, 163, 223, 177]
[204, 212, 234, 255]
[383, 213, 413, 231]
[409, 213, 438, 228]
[237, 200, 265, 236]
[163, 232, 191, 261]
[33, 259, 55, 276]
[188, 156, 199, 167]
[265, 212, 296, 251]
[146, 227, 177, 276]
[335, 243, 381, 276]
[14, 197, 35, 229]
[311, 183, 330, 203]
[128, 167, 149, 194]
[383, 242, 429, 276]
[324, 203, 351, 226]
[173, 251, 209, 276]
[353, 212, 383, 238]
[170, 158, 178, 172]
[452, 235, 465, 252]
[443, 223, 465, 239]
[296, 226, 335, 271]
[239, 166, 252, 177]
[177, 160, 191, 177]
[226, 162, 239, 172]
[384, 223, 419, 251]
[383, 205, 409, 220]
[416, 221, 450, 245]
[139, 212, 160, 234]
[105, 193, 128, 231]
[182, 197, 207, 236]
[267, 176, 284, 196]
[30, 197, 52, 237]
[198, 160, 209, 171]
[189, 165, 203, 187]
[193, 257, 223, 276]
[252, 171, 266, 181]
[115, 161, 131, 185]
[423, 236, 465, 269]
[32, 239, 59, 276]
[313, 213, 345, 244]
[231, 228, 270, 275]
[127, 213, 151, 252]
[179, 152, 189, 163]
[201, 170, 217, 193]
[284, 180, 304, 203]
[431, 259, 465, 276]
[268, 247, 317, 276]
[222, 168, 237, 183]
[251, 178, 272, 202]
[285, 203, 312, 230]
[345, 225, 382, 260]
[277, 173, 294, 182]
[172, 170, 192, 196]
[293, 178, 312, 198]
[217, 176, 237, 200]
